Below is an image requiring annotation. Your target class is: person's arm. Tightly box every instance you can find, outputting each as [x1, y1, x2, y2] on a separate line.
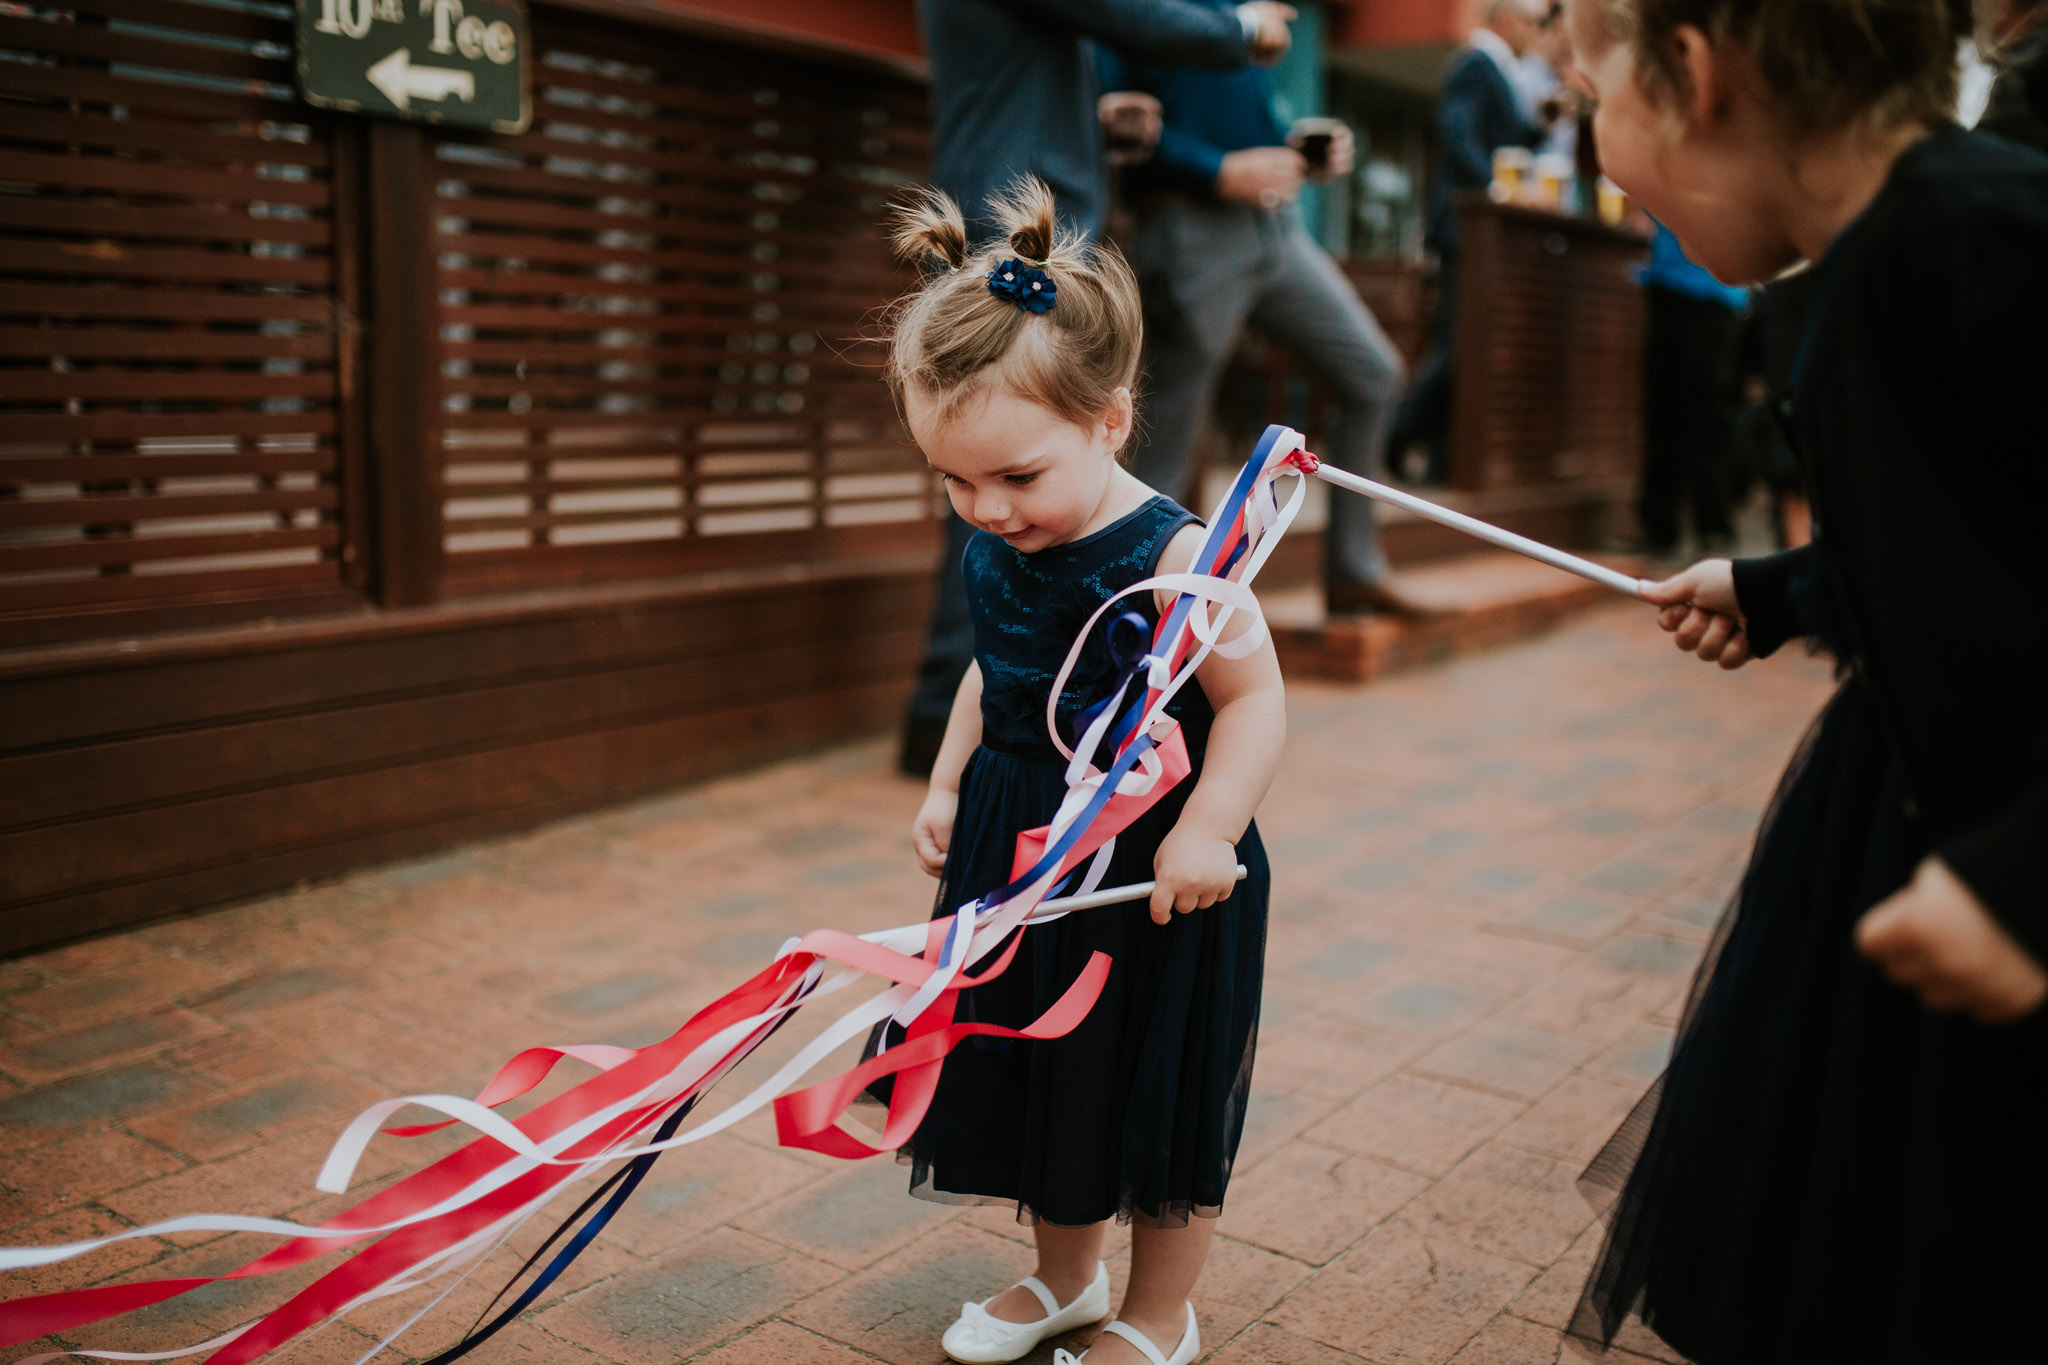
[1916, 202, 2048, 975]
[1514, 90, 1551, 150]
[1437, 56, 1498, 191]
[1009, 0, 1289, 68]
[1939, 755, 2048, 972]
[1729, 543, 1821, 658]
[1856, 201, 2048, 1024]
[912, 662, 983, 878]
[1146, 524, 1287, 922]
[1640, 543, 1843, 671]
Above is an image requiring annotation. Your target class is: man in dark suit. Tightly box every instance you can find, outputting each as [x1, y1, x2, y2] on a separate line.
[1387, 0, 1553, 484]
[900, 0, 1298, 776]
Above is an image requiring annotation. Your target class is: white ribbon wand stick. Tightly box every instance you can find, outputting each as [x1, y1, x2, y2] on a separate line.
[1029, 865, 1248, 918]
[1304, 458, 1653, 600]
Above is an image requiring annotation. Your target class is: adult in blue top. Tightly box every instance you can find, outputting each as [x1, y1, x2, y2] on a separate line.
[1102, 36, 1423, 616]
[1388, 0, 1556, 484]
[901, 0, 1298, 777]
[1637, 222, 1749, 554]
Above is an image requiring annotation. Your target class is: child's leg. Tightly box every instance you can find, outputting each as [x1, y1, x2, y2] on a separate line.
[1094, 1217, 1217, 1362]
[985, 1221, 1108, 1322]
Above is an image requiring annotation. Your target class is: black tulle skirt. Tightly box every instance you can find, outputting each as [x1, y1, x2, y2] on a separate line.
[887, 742, 1269, 1229]
[1574, 679, 2048, 1363]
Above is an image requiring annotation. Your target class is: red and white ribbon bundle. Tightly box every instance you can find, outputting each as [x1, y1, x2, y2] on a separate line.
[0, 426, 1317, 1363]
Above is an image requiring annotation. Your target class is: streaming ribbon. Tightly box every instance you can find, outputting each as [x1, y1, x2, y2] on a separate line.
[0, 424, 1316, 1363]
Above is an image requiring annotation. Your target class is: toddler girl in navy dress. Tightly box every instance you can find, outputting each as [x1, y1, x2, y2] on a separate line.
[1564, 0, 2048, 1358]
[878, 180, 1285, 1365]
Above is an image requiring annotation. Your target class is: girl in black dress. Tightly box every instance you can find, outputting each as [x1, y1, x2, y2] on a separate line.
[1563, 0, 2048, 1359]
[881, 180, 1284, 1365]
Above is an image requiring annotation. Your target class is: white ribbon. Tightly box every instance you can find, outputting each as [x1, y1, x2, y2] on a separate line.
[2, 429, 1321, 1363]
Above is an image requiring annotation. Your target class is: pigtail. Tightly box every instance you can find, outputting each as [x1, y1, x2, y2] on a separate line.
[888, 187, 969, 272]
[883, 175, 1141, 437]
[987, 176, 1067, 266]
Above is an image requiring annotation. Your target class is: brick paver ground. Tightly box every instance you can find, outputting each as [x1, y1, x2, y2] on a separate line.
[1, 602, 1835, 1364]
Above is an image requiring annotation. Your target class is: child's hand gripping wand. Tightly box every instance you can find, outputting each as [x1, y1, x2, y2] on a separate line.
[1286, 449, 1655, 600]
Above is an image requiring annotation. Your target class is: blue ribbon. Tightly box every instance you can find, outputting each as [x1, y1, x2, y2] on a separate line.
[1070, 609, 1154, 762]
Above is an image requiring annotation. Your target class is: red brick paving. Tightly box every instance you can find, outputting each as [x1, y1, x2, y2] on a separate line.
[0, 603, 1834, 1364]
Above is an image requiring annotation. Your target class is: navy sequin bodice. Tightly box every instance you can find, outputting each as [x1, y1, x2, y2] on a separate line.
[965, 495, 1216, 762]
[898, 492, 1270, 1229]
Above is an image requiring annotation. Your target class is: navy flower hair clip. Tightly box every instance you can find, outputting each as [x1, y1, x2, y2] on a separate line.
[986, 258, 1057, 314]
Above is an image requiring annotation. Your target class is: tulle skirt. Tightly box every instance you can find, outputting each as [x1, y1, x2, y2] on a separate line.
[888, 742, 1269, 1229]
[1573, 679, 2048, 1362]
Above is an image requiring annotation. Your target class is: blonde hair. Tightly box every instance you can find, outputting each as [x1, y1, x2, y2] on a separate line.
[1589, 0, 1976, 136]
[884, 178, 1143, 444]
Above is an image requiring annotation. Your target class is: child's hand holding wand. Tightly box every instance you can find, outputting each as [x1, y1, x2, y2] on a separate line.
[1641, 559, 1753, 669]
[1149, 825, 1246, 924]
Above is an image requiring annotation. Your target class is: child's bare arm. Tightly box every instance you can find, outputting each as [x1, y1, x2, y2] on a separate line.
[1148, 524, 1287, 923]
[913, 662, 982, 878]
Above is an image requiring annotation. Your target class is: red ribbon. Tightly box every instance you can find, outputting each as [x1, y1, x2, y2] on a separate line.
[2, 431, 1304, 1359]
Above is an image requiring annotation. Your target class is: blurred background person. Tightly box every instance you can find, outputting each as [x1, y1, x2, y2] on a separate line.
[1635, 221, 1748, 559]
[1100, 38, 1424, 617]
[1513, 4, 1580, 173]
[900, 0, 1297, 776]
[1386, 0, 1556, 485]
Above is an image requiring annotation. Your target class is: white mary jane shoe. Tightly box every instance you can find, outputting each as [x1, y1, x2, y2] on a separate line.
[942, 1261, 1111, 1364]
[1052, 1302, 1199, 1365]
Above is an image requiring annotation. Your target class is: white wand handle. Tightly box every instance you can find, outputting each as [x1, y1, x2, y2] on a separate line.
[1029, 864, 1249, 918]
[1308, 463, 1652, 600]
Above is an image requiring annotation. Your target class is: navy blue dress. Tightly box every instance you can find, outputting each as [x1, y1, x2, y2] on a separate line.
[898, 495, 1270, 1229]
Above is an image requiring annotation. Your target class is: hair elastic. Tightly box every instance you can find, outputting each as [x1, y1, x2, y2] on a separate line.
[986, 257, 1057, 314]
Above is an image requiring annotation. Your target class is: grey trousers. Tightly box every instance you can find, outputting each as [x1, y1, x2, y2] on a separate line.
[1127, 202, 1407, 588]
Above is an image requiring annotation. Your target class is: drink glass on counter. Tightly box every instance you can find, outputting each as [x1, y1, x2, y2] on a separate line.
[1596, 175, 1629, 225]
[1489, 146, 1532, 202]
[1531, 153, 1573, 209]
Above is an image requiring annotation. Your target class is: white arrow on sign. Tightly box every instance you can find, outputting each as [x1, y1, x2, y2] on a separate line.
[366, 47, 476, 111]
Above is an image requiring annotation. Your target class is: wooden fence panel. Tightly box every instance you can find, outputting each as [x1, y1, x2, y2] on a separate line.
[1450, 198, 1648, 491]
[0, 0, 363, 644]
[429, 12, 936, 593]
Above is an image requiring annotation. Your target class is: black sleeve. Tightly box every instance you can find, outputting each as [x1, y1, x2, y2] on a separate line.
[1730, 544, 1820, 658]
[1923, 185, 2048, 959]
[1943, 764, 2048, 968]
[1006, 0, 1245, 67]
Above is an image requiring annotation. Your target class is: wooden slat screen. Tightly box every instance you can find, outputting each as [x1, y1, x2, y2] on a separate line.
[0, 0, 360, 639]
[430, 13, 935, 592]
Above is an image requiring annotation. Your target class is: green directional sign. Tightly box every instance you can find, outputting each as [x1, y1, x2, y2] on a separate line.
[297, 0, 530, 134]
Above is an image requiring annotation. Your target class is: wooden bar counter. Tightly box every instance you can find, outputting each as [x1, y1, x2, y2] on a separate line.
[1448, 193, 1651, 493]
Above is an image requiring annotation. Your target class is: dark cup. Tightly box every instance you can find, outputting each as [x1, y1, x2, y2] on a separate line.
[1297, 131, 1333, 170]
